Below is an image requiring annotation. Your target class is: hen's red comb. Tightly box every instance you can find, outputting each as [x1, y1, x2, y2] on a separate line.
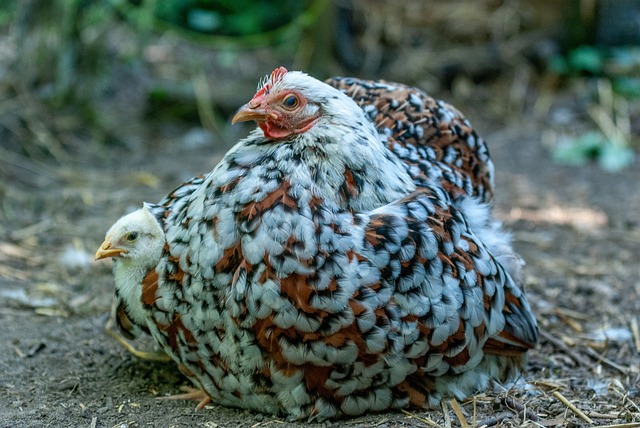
[255, 66, 288, 98]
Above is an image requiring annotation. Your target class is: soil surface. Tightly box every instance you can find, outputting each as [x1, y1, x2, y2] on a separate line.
[1, 87, 639, 428]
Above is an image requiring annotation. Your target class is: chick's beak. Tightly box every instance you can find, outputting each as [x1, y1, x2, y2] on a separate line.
[231, 100, 278, 125]
[95, 237, 127, 260]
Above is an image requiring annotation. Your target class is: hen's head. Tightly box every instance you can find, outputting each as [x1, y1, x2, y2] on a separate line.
[95, 203, 164, 269]
[232, 67, 358, 140]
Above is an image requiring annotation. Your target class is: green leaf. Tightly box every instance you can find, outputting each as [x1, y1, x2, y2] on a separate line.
[567, 46, 603, 74]
[613, 77, 640, 98]
[553, 132, 635, 171]
[597, 141, 635, 172]
[548, 55, 570, 74]
[187, 8, 222, 33]
[552, 132, 605, 165]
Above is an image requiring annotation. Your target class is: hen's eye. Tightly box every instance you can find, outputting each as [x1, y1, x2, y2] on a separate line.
[126, 232, 139, 242]
[282, 95, 299, 109]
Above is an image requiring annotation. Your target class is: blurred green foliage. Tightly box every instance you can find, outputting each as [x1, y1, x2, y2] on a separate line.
[14, 0, 120, 105]
[111, 0, 325, 48]
[550, 45, 640, 90]
[550, 45, 604, 75]
[152, 0, 307, 36]
[0, 1, 17, 26]
[3, 0, 329, 157]
[549, 45, 638, 171]
[553, 131, 635, 172]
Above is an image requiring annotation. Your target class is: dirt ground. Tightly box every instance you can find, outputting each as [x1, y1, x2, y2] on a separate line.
[1, 78, 640, 428]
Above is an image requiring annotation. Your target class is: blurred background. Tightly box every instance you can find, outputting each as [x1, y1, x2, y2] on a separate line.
[1, 3, 640, 426]
[0, 0, 639, 171]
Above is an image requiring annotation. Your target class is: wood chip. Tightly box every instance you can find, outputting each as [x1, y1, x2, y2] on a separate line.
[585, 411, 619, 419]
[530, 379, 564, 390]
[472, 396, 477, 428]
[401, 409, 442, 427]
[631, 316, 640, 353]
[449, 399, 469, 428]
[554, 312, 584, 333]
[34, 307, 70, 317]
[595, 423, 640, 428]
[552, 390, 594, 424]
[475, 412, 511, 427]
[583, 346, 630, 375]
[552, 307, 592, 321]
[540, 329, 592, 367]
[12, 345, 25, 358]
[503, 396, 540, 422]
[441, 400, 452, 428]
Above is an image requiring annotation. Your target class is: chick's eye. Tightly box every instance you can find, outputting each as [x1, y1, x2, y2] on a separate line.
[126, 232, 138, 242]
[282, 95, 299, 109]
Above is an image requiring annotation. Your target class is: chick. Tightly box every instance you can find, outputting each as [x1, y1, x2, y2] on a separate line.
[96, 203, 169, 361]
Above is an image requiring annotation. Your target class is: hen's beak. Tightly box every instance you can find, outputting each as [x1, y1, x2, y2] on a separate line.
[231, 102, 277, 125]
[95, 238, 127, 260]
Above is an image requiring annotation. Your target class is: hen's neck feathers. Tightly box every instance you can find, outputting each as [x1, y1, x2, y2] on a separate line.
[237, 71, 416, 210]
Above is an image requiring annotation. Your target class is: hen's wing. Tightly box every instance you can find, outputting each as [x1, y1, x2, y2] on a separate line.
[327, 77, 494, 202]
[144, 175, 537, 419]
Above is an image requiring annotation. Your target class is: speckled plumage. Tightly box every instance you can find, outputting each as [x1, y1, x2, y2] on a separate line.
[326, 76, 494, 202]
[102, 69, 537, 420]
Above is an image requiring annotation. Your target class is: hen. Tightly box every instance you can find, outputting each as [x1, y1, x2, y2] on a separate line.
[97, 67, 538, 420]
[104, 74, 498, 349]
